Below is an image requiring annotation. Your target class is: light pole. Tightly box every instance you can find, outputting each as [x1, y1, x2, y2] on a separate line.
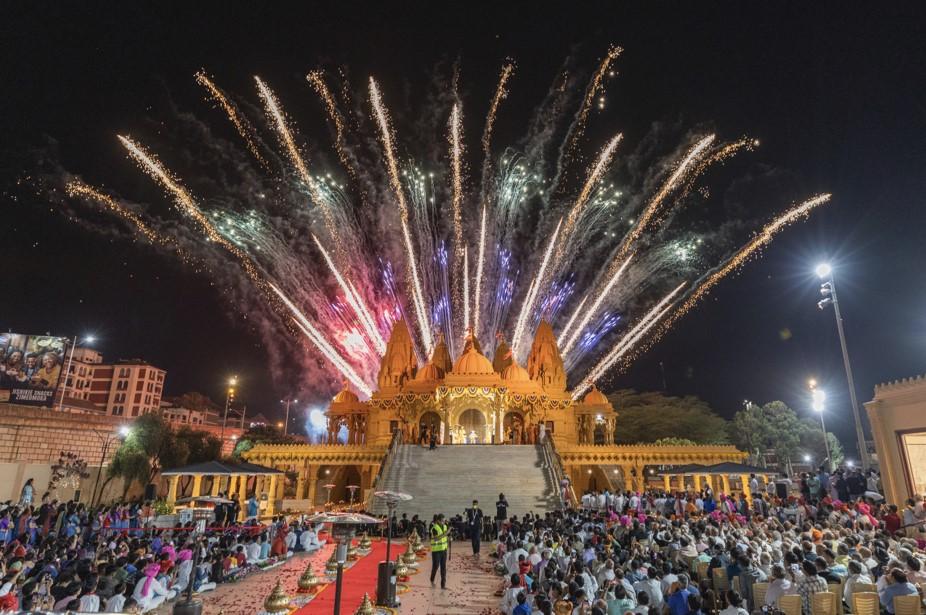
[815, 263, 869, 470]
[90, 425, 130, 506]
[58, 335, 96, 412]
[280, 397, 298, 437]
[220, 376, 238, 441]
[810, 384, 833, 472]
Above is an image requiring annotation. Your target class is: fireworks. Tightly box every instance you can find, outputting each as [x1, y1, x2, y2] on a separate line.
[195, 71, 269, 170]
[369, 77, 433, 355]
[62, 50, 830, 398]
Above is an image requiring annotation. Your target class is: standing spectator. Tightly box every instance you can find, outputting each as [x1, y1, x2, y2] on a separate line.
[497, 493, 510, 523]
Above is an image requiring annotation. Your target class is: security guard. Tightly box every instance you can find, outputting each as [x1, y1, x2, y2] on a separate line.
[465, 500, 483, 557]
[429, 513, 450, 589]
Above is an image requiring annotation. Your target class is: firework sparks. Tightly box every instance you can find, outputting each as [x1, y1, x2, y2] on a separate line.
[463, 246, 470, 334]
[512, 217, 563, 353]
[194, 71, 269, 170]
[573, 281, 686, 398]
[473, 205, 487, 336]
[269, 283, 373, 396]
[306, 70, 354, 176]
[312, 235, 387, 355]
[369, 77, 433, 354]
[557, 293, 588, 347]
[65, 181, 169, 247]
[561, 254, 633, 356]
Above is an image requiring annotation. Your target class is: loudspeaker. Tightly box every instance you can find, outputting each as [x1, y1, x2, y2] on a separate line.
[376, 561, 397, 607]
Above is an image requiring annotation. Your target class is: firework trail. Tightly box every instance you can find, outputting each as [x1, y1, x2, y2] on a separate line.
[195, 71, 270, 171]
[512, 217, 563, 353]
[65, 181, 171, 248]
[312, 235, 387, 354]
[552, 45, 622, 186]
[561, 254, 633, 356]
[463, 246, 470, 334]
[306, 70, 355, 177]
[480, 61, 515, 195]
[369, 77, 433, 355]
[557, 293, 588, 347]
[573, 281, 686, 398]
[448, 102, 466, 329]
[269, 283, 373, 397]
[473, 205, 487, 336]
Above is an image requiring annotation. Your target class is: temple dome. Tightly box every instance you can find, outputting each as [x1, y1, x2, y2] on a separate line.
[332, 384, 359, 404]
[452, 347, 495, 376]
[582, 385, 608, 405]
[415, 362, 444, 382]
[501, 360, 531, 382]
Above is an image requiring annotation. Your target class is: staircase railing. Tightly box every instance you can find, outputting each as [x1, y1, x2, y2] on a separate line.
[540, 436, 577, 510]
[365, 429, 404, 510]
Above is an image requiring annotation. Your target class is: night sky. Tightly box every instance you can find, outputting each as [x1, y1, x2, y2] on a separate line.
[3, 3, 925, 455]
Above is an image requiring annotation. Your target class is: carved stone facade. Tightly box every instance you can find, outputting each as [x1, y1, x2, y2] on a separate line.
[244, 320, 747, 505]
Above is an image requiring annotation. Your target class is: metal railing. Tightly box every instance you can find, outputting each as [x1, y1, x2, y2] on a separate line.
[364, 429, 404, 510]
[540, 436, 577, 510]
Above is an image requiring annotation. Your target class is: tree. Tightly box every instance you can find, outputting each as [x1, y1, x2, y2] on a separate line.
[652, 437, 698, 446]
[731, 401, 815, 472]
[231, 424, 301, 459]
[107, 414, 223, 498]
[609, 389, 730, 445]
[799, 421, 845, 468]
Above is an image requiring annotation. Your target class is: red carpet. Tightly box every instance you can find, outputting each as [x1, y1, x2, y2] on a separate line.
[295, 539, 390, 614]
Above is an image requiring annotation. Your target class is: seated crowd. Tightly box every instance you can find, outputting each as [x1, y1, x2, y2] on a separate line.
[489, 468, 926, 615]
[0, 493, 329, 613]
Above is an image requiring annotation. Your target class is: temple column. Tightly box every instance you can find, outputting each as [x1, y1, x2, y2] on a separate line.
[191, 474, 203, 498]
[210, 475, 221, 496]
[237, 477, 247, 520]
[677, 474, 686, 493]
[693, 474, 702, 492]
[619, 465, 633, 492]
[721, 474, 731, 495]
[228, 475, 238, 499]
[741, 474, 751, 499]
[663, 475, 672, 491]
[307, 466, 319, 508]
[266, 475, 278, 516]
[167, 475, 180, 504]
[296, 466, 307, 500]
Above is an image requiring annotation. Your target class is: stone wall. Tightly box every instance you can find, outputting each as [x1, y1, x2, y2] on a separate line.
[0, 404, 242, 503]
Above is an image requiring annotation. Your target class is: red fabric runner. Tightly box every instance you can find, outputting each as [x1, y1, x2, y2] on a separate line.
[294, 539, 389, 614]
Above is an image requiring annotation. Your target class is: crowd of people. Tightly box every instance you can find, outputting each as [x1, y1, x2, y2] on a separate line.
[0, 487, 331, 613]
[481, 467, 926, 615]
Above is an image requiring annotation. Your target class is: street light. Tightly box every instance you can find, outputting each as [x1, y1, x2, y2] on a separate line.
[220, 375, 238, 441]
[280, 397, 298, 437]
[815, 262, 869, 470]
[803, 454, 812, 463]
[810, 384, 833, 472]
[58, 334, 96, 412]
[307, 512, 382, 615]
[90, 426, 130, 506]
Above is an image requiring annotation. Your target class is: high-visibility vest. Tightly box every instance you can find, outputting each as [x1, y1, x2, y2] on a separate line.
[430, 523, 449, 552]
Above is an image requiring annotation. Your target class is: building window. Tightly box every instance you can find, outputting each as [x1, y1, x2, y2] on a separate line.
[131, 406, 139, 417]
[113, 406, 124, 416]
[119, 368, 129, 378]
[139, 368, 146, 378]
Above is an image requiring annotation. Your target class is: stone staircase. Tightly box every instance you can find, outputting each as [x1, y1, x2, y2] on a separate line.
[370, 444, 560, 520]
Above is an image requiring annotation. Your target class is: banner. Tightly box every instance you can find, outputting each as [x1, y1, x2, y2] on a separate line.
[0, 333, 68, 406]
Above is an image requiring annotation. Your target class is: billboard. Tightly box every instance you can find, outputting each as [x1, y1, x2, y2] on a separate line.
[0, 333, 68, 406]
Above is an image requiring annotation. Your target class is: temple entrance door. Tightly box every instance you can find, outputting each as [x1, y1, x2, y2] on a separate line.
[418, 411, 442, 445]
[503, 411, 526, 444]
[457, 408, 487, 444]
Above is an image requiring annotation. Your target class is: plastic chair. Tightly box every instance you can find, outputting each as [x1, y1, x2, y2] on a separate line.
[752, 582, 769, 609]
[827, 582, 845, 615]
[812, 591, 837, 615]
[851, 592, 879, 615]
[894, 594, 923, 615]
[779, 594, 802, 615]
[712, 567, 730, 592]
[696, 560, 710, 581]
[852, 583, 877, 595]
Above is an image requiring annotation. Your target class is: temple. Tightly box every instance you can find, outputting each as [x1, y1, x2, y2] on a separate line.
[243, 320, 750, 516]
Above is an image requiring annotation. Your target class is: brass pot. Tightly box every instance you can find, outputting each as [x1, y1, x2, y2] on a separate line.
[401, 544, 417, 564]
[263, 580, 291, 614]
[395, 557, 409, 578]
[347, 544, 360, 561]
[354, 592, 376, 615]
[358, 532, 372, 550]
[325, 550, 340, 575]
[297, 563, 323, 593]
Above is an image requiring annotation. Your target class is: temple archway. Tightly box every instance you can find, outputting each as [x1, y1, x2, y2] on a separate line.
[457, 408, 488, 443]
[418, 411, 442, 443]
[503, 411, 525, 444]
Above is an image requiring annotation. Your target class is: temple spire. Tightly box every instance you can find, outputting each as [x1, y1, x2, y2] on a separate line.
[377, 318, 417, 391]
[526, 320, 567, 391]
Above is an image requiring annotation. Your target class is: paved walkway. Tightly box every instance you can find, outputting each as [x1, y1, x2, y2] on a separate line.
[153, 546, 332, 615]
[399, 541, 501, 615]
